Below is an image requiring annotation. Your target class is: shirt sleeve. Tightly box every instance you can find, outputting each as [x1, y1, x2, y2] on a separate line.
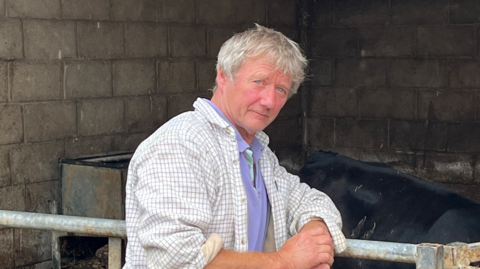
[269, 151, 348, 253]
[131, 133, 214, 268]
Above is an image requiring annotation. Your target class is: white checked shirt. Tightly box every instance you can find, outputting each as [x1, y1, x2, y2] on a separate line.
[123, 98, 347, 269]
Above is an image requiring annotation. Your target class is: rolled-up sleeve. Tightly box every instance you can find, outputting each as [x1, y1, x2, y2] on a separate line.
[271, 154, 347, 254]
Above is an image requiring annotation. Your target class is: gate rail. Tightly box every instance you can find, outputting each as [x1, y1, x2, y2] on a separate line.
[0, 209, 479, 269]
[0, 209, 125, 269]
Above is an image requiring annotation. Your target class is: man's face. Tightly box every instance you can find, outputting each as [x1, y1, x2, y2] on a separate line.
[216, 55, 292, 142]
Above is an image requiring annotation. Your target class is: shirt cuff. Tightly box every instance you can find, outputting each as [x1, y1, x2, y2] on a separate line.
[291, 215, 348, 254]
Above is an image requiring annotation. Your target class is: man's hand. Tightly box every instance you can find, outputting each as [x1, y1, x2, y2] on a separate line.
[205, 220, 335, 269]
[275, 220, 335, 269]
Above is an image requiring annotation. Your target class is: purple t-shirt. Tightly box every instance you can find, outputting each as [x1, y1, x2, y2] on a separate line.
[205, 99, 269, 252]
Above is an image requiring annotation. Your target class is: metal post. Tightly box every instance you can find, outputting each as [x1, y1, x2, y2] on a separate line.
[51, 232, 62, 269]
[108, 237, 122, 269]
[49, 201, 63, 269]
[416, 243, 444, 269]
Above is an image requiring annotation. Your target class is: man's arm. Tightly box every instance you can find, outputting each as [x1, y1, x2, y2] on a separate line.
[205, 221, 334, 269]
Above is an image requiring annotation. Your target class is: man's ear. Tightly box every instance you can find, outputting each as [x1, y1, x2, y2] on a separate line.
[216, 69, 228, 92]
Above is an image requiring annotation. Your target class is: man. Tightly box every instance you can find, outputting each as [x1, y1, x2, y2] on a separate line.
[124, 24, 347, 269]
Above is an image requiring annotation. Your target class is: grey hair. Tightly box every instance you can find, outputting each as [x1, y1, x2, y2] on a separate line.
[211, 24, 308, 98]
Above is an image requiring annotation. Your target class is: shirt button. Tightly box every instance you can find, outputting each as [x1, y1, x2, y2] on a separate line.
[241, 238, 247, 245]
[240, 198, 245, 203]
[226, 128, 231, 134]
[233, 160, 238, 165]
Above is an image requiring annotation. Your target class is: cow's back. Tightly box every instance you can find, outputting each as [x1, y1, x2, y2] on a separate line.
[299, 151, 480, 269]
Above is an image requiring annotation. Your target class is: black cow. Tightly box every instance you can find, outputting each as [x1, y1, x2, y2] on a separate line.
[299, 150, 480, 269]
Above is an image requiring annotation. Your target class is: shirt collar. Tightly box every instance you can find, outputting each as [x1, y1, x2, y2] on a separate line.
[203, 98, 263, 154]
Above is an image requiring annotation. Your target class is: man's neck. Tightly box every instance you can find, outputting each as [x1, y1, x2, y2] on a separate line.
[210, 93, 256, 144]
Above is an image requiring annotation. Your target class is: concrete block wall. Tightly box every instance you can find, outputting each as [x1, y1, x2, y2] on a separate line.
[0, 0, 300, 267]
[304, 0, 480, 201]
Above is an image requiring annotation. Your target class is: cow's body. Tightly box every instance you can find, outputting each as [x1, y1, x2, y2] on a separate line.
[299, 150, 480, 269]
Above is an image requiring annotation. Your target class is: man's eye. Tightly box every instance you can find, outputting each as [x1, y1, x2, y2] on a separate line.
[254, 80, 262, 85]
[277, 88, 285, 93]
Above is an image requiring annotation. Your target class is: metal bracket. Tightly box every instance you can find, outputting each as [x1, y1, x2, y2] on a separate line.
[416, 241, 480, 269]
[443, 242, 480, 269]
[467, 243, 480, 264]
[444, 242, 470, 268]
[416, 243, 444, 269]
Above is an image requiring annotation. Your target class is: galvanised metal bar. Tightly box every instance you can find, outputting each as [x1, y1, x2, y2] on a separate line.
[337, 239, 417, 264]
[0, 210, 126, 238]
[7, 209, 479, 268]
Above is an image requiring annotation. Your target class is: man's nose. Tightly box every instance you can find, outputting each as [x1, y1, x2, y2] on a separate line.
[260, 85, 276, 109]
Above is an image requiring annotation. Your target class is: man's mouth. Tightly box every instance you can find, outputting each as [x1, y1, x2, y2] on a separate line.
[251, 111, 268, 118]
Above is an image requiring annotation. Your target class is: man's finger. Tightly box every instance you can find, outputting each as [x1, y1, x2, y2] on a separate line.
[312, 264, 330, 269]
[315, 250, 334, 266]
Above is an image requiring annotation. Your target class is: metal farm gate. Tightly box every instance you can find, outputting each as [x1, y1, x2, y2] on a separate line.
[0, 209, 479, 269]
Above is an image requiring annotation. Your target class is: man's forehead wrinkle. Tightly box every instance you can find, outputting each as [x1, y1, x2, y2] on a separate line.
[230, 56, 293, 89]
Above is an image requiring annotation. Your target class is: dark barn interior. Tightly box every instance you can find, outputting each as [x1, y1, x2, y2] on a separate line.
[0, 0, 479, 268]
